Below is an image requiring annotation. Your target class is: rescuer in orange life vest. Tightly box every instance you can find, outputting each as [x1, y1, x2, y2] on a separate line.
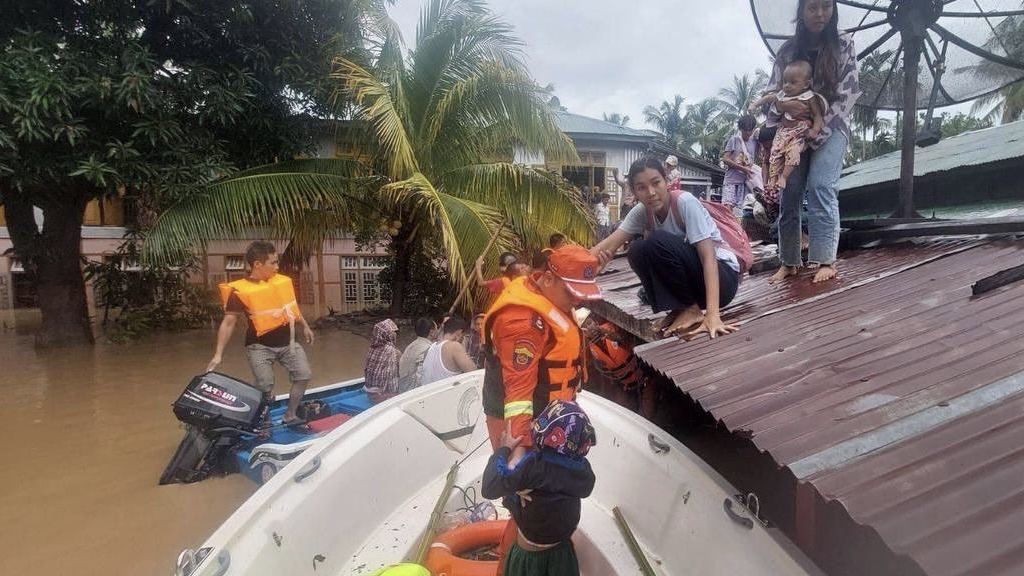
[481, 244, 603, 575]
[581, 315, 656, 420]
[207, 241, 315, 425]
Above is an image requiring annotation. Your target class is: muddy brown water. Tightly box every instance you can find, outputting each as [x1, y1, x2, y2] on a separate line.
[0, 317, 374, 576]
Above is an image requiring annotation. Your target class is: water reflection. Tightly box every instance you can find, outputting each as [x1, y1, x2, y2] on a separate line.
[0, 326, 370, 575]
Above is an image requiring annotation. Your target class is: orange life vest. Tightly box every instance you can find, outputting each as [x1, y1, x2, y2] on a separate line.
[481, 277, 587, 420]
[588, 323, 643, 390]
[219, 274, 302, 337]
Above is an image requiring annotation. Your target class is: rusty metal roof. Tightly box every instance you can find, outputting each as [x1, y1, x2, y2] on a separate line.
[595, 238, 1024, 576]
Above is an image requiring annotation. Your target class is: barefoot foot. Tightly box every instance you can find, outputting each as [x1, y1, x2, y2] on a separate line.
[768, 265, 797, 284]
[812, 264, 837, 283]
[662, 304, 704, 337]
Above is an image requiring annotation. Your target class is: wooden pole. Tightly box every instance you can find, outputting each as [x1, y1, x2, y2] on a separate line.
[446, 219, 506, 317]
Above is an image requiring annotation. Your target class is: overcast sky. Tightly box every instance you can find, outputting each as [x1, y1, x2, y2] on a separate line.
[386, 0, 778, 129]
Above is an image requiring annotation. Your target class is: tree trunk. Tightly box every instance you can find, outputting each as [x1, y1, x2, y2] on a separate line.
[389, 233, 411, 317]
[6, 187, 95, 347]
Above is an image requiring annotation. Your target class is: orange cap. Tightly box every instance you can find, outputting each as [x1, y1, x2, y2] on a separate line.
[547, 245, 602, 301]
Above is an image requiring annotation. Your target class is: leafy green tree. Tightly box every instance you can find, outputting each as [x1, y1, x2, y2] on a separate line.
[146, 0, 589, 316]
[0, 1, 371, 347]
[939, 112, 992, 138]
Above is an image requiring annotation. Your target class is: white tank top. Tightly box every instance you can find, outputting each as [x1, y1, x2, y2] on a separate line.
[421, 340, 459, 385]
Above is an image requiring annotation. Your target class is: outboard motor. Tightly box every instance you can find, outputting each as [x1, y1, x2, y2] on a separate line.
[159, 372, 268, 485]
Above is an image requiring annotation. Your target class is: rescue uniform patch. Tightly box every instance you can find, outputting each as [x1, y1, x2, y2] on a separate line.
[512, 339, 537, 371]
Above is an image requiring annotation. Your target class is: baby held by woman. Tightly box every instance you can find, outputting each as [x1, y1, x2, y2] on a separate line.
[751, 60, 826, 212]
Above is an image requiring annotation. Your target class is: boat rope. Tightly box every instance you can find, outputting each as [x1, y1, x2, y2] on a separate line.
[452, 484, 498, 522]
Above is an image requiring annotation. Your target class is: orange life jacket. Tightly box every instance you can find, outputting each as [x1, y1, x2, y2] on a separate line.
[481, 277, 587, 420]
[219, 274, 302, 337]
[588, 323, 643, 390]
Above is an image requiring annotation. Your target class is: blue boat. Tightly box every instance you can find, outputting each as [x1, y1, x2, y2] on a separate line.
[160, 372, 372, 485]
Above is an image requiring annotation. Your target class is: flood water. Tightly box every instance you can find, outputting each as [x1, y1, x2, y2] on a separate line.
[0, 317, 372, 576]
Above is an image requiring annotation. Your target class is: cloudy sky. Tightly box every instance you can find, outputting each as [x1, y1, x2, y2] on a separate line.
[386, 0, 781, 129]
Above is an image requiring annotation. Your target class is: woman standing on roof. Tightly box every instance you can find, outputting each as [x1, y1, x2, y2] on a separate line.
[591, 156, 740, 340]
[755, 0, 860, 284]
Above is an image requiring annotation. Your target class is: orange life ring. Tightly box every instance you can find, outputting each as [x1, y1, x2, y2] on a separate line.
[424, 519, 506, 576]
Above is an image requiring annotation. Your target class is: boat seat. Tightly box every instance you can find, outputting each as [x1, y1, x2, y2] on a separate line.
[306, 413, 354, 434]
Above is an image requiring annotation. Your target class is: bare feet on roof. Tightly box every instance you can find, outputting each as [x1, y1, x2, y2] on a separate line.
[662, 304, 704, 338]
[768, 265, 798, 284]
[812, 263, 837, 283]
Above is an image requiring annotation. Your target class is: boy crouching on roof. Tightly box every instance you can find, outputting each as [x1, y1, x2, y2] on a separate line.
[481, 399, 597, 576]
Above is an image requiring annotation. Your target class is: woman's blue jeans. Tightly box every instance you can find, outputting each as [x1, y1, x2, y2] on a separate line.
[778, 131, 847, 267]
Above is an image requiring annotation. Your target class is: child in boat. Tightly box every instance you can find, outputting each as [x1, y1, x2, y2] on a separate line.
[751, 60, 826, 214]
[481, 399, 597, 576]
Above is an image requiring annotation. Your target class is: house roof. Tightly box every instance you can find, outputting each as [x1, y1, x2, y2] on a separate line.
[553, 111, 725, 176]
[591, 237, 1024, 576]
[840, 120, 1024, 193]
[553, 111, 653, 140]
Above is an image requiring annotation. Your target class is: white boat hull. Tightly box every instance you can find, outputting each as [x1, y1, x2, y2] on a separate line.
[180, 370, 820, 575]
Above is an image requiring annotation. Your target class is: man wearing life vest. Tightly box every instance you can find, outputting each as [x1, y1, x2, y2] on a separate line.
[482, 245, 603, 456]
[585, 320, 657, 419]
[207, 241, 315, 424]
[481, 245, 602, 576]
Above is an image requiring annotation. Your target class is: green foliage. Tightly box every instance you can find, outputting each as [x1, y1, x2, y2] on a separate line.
[376, 248, 452, 317]
[147, 0, 590, 316]
[0, 0, 375, 344]
[939, 112, 993, 138]
[84, 233, 219, 343]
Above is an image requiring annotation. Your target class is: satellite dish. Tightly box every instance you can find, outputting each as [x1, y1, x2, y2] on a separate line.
[751, 0, 1024, 218]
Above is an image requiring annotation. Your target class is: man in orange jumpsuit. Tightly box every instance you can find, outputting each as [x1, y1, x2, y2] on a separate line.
[480, 245, 602, 573]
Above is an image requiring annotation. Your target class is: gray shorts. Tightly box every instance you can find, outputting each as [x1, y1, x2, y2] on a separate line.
[245, 343, 312, 392]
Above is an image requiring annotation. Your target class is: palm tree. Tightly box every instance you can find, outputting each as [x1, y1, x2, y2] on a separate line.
[972, 14, 1024, 124]
[643, 95, 686, 148]
[681, 97, 727, 161]
[603, 112, 630, 126]
[717, 72, 767, 121]
[144, 0, 587, 315]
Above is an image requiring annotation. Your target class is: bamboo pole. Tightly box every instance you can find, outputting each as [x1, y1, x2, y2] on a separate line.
[613, 506, 658, 576]
[446, 219, 506, 317]
[411, 462, 460, 565]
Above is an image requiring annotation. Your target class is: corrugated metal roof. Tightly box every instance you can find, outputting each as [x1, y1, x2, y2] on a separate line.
[840, 120, 1024, 192]
[617, 239, 1024, 576]
[553, 111, 652, 139]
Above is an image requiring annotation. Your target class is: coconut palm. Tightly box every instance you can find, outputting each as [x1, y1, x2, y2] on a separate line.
[643, 95, 687, 148]
[972, 14, 1024, 124]
[681, 97, 728, 161]
[144, 0, 586, 315]
[603, 112, 630, 126]
[717, 72, 768, 121]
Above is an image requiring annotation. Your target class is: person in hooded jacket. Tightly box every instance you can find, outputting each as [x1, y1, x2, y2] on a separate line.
[364, 319, 400, 404]
[482, 399, 596, 576]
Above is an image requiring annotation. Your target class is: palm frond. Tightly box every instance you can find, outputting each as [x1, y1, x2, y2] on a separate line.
[144, 170, 378, 265]
[438, 162, 593, 249]
[380, 172, 508, 292]
[333, 57, 418, 178]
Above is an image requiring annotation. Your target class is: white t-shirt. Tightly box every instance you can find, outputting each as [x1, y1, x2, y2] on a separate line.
[618, 191, 740, 272]
[593, 203, 610, 226]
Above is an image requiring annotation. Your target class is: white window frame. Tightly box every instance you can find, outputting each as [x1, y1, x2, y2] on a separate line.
[225, 255, 246, 271]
